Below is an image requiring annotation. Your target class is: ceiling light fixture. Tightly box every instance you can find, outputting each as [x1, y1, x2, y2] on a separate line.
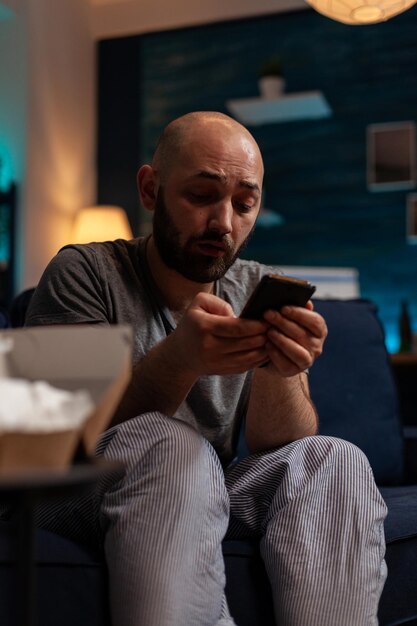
[305, 0, 417, 25]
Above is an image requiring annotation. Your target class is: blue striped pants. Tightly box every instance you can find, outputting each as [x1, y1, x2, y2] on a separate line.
[37, 411, 388, 626]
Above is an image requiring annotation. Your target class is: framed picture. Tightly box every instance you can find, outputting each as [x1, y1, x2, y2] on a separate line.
[406, 193, 417, 244]
[367, 121, 417, 191]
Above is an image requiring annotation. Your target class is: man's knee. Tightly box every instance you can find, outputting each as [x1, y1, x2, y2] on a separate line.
[293, 435, 387, 511]
[102, 411, 226, 506]
[298, 434, 372, 470]
[104, 411, 208, 464]
[99, 412, 230, 546]
[271, 434, 382, 500]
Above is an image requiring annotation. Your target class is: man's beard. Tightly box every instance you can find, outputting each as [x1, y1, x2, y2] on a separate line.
[152, 188, 254, 283]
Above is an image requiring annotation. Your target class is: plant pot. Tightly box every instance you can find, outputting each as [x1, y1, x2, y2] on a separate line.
[258, 76, 286, 99]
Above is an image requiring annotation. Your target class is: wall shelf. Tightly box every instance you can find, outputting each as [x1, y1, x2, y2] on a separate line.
[226, 90, 332, 126]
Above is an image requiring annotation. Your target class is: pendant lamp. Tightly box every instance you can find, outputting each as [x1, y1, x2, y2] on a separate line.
[305, 0, 417, 24]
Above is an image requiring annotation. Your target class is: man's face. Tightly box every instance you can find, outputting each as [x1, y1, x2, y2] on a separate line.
[151, 126, 264, 283]
[153, 187, 255, 282]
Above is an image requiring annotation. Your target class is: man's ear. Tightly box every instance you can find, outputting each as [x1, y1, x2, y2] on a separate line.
[137, 165, 158, 211]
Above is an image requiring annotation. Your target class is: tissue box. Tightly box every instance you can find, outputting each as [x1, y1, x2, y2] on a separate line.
[0, 325, 132, 469]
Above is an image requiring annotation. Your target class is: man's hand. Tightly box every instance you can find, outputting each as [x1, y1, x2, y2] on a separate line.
[262, 301, 327, 377]
[245, 301, 325, 452]
[169, 292, 269, 376]
[111, 292, 269, 425]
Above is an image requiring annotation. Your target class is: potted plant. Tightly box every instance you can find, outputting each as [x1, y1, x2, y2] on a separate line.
[258, 56, 285, 99]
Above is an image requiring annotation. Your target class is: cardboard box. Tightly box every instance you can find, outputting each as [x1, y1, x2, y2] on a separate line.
[0, 325, 132, 469]
[0, 430, 81, 471]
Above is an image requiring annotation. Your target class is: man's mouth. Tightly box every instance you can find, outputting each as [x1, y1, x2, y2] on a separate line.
[194, 240, 228, 257]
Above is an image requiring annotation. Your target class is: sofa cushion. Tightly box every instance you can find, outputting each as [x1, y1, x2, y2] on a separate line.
[0, 308, 8, 329]
[310, 299, 404, 486]
[376, 486, 417, 625]
[381, 485, 417, 543]
[224, 540, 275, 626]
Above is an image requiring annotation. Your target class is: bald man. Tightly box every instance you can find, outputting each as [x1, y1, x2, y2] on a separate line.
[26, 112, 387, 626]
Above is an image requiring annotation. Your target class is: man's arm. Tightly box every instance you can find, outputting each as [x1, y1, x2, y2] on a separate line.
[245, 303, 327, 453]
[110, 332, 198, 425]
[245, 370, 318, 452]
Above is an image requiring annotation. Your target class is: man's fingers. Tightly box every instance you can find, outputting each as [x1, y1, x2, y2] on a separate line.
[218, 347, 269, 374]
[191, 292, 236, 317]
[266, 332, 316, 371]
[264, 307, 327, 342]
[211, 332, 268, 355]
[280, 306, 327, 339]
[262, 305, 326, 374]
[191, 293, 268, 337]
[192, 309, 268, 339]
[212, 317, 268, 338]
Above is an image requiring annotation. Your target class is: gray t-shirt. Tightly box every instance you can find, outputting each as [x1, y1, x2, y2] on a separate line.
[26, 237, 272, 464]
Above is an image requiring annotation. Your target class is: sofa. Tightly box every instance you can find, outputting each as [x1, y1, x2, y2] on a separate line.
[1, 297, 417, 625]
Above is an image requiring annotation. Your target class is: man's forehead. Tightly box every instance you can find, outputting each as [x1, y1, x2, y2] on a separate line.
[181, 121, 260, 158]
[187, 169, 261, 193]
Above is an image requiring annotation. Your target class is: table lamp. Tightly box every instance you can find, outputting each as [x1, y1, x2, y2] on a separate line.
[71, 205, 133, 244]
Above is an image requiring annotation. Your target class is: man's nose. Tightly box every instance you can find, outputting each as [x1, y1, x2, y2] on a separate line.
[208, 201, 233, 235]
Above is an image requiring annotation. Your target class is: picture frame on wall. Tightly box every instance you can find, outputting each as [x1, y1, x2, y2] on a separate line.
[367, 121, 417, 191]
[406, 193, 417, 244]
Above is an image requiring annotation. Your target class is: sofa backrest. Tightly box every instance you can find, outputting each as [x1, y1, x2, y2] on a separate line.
[309, 299, 404, 486]
[0, 308, 8, 329]
[9, 287, 36, 327]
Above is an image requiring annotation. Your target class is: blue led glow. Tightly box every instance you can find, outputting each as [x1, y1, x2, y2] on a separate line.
[0, 147, 13, 192]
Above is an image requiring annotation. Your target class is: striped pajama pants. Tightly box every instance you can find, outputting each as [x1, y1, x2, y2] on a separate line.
[36, 411, 388, 626]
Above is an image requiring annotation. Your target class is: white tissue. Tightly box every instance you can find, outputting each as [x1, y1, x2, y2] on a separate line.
[0, 379, 94, 433]
[0, 337, 13, 355]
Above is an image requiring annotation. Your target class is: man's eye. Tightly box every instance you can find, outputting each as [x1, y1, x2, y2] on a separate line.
[189, 193, 211, 202]
[235, 202, 254, 213]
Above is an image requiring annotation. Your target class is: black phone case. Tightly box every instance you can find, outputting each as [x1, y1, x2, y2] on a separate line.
[240, 274, 316, 320]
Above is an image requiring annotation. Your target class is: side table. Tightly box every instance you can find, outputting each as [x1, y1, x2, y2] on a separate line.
[0, 460, 124, 626]
[390, 353, 417, 481]
[390, 352, 417, 426]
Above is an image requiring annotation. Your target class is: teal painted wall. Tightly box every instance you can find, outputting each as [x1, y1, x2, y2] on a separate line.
[0, 15, 27, 301]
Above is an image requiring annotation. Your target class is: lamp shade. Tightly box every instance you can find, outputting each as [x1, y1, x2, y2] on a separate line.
[71, 205, 133, 244]
[305, 0, 417, 24]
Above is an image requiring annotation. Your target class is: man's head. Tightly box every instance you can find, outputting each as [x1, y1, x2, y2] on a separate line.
[137, 111, 264, 283]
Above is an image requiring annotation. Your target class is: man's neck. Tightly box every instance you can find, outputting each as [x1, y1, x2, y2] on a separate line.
[146, 236, 215, 314]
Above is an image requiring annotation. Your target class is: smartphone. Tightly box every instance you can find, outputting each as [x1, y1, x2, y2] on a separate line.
[240, 274, 316, 320]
